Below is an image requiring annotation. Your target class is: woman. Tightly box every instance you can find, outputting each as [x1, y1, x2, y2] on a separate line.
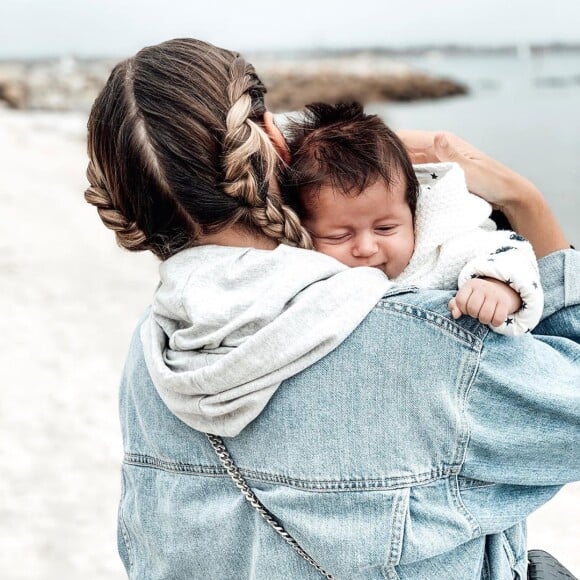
[85, 39, 579, 579]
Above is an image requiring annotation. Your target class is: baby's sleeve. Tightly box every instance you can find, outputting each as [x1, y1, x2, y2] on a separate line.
[457, 231, 544, 336]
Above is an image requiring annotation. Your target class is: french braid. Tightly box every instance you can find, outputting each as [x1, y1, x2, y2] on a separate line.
[85, 159, 149, 252]
[85, 56, 200, 259]
[223, 57, 313, 249]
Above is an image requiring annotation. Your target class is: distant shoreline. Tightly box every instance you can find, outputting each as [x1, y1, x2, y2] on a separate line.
[2, 43, 579, 112]
[2, 42, 580, 64]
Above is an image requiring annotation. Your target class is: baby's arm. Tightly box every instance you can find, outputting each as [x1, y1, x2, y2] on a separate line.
[452, 231, 544, 335]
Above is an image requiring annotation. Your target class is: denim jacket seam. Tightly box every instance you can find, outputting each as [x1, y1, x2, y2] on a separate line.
[450, 474, 482, 537]
[384, 487, 409, 570]
[482, 550, 491, 580]
[124, 453, 457, 491]
[451, 341, 482, 470]
[375, 300, 487, 348]
[501, 532, 517, 568]
[502, 530, 528, 572]
[382, 565, 401, 580]
[118, 469, 135, 571]
[450, 342, 483, 538]
[457, 477, 496, 490]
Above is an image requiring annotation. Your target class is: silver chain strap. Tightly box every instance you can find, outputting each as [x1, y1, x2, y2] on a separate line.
[206, 433, 336, 580]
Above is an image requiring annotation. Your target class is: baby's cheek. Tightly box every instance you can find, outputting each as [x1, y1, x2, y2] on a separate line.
[314, 241, 330, 254]
[321, 245, 356, 268]
[409, 227, 416, 250]
[314, 243, 339, 260]
[403, 232, 416, 262]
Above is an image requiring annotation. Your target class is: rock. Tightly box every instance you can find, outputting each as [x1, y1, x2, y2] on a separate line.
[0, 80, 27, 109]
[252, 54, 468, 111]
[261, 71, 467, 112]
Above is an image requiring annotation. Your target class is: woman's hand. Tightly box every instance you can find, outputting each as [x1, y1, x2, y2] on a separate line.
[398, 130, 535, 210]
[398, 130, 570, 258]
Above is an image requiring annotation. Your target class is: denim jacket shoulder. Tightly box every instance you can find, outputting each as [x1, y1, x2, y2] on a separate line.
[119, 251, 580, 579]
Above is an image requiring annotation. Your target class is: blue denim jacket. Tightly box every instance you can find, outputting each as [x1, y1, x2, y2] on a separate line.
[118, 250, 579, 580]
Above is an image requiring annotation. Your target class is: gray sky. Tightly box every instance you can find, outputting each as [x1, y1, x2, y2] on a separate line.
[2, 0, 580, 58]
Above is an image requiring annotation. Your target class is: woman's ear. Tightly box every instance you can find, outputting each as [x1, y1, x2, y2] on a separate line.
[262, 111, 291, 164]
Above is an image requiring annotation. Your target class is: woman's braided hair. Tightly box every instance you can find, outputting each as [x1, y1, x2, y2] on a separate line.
[85, 38, 311, 260]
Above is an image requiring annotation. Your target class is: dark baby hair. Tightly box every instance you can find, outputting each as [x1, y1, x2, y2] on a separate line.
[283, 102, 419, 219]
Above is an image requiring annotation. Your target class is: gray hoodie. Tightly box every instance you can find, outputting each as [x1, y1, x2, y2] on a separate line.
[141, 244, 393, 436]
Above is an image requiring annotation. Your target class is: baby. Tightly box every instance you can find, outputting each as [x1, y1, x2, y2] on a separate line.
[282, 103, 543, 335]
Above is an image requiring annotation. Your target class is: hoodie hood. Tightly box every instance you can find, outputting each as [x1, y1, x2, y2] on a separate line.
[142, 244, 393, 436]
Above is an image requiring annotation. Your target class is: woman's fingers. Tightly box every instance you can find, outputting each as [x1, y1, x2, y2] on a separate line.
[398, 130, 477, 165]
[397, 130, 440, 163]
[433, 132, 474, 164]
[411, 152, 429, 164]
[399, 130, 517, 208]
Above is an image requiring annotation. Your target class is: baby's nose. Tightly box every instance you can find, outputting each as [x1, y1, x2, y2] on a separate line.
[352, 234, 378, 257]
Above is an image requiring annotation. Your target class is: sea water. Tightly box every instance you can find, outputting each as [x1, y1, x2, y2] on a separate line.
[370, 52, 580, 246]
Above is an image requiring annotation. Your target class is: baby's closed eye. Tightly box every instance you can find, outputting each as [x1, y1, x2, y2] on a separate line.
[314, 233, 351, 244]
[375, 225, 397, 233]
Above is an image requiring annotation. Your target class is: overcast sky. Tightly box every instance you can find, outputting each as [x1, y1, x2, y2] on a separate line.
[2, 0, 580, 58]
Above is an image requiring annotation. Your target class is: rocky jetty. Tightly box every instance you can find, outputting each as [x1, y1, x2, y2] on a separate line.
[253, 54, 467, 111]
[263, 71, 466, 111]
[0, 54, 467, 113]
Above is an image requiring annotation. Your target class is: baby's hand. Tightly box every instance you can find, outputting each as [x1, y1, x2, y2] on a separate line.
[448, 278, 522, 327]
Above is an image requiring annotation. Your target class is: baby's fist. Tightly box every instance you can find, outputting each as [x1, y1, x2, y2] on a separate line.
[448, 278, 522, 327]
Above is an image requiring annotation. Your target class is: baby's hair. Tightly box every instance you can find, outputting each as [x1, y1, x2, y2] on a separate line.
[85, 38, 311, 260]
[283, 102, 419, 219]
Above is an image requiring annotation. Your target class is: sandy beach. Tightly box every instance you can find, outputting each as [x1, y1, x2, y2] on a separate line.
[0, 110, 578, 578]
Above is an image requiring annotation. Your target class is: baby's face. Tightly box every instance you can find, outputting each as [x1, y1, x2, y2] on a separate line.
[303, 177, 414, 279]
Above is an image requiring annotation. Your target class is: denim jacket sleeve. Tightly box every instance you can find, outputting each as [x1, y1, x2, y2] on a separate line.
[535, 249, 580, 339]
[460, 249, 580, 486]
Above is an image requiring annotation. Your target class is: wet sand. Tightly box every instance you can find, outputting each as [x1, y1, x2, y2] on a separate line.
[0, 110, 577, 578]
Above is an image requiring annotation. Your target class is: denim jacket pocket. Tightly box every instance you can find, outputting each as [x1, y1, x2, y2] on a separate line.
[249, 483, 410, 579]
